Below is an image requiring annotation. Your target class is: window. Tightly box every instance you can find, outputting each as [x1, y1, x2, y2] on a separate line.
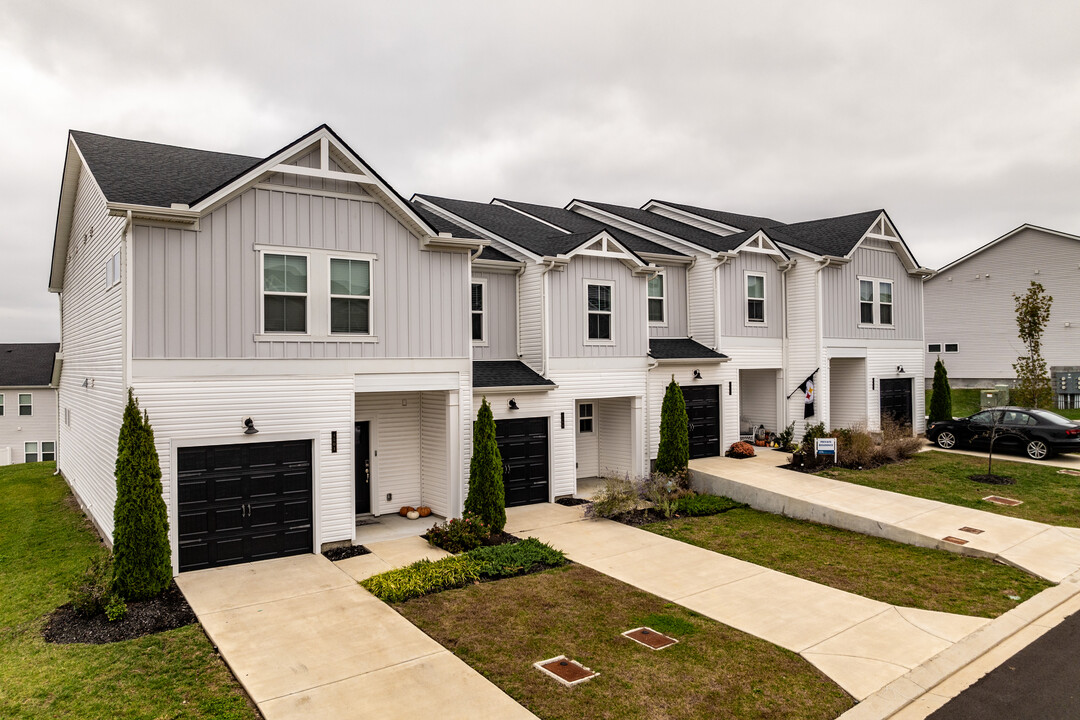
[329, 258, 371, 334]
[578, 403, 594, 433]
[859, 277, 894, 326]
[263, 253, 308, 333]
[944, 343, 959, 353]
[927, 343, 942, 353]
[24, 442, 38, 463]
[586, 282, 612, 341]
[746, 273, 765, 324]
[0, 393, 4, 416]
[471, 280, 486, 342]
[104, 251, 121, 288]
[42, 442, 55, 461]
[647, 274, 665, 324]
[19, 393, 32, 416]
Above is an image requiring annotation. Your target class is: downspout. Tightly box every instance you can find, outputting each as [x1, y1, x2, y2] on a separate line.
[122, 210, 133, 390]
[54, 292, 63, 475]
[779, 259, 795, 432]
[713, 253, 733, 351]
[684, 255, 697, 340]
[815, 258, 836, 428]
[540, 260, 557, 377]
[514, 263, 526, 360]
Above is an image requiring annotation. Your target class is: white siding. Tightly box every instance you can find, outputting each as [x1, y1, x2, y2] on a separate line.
[738, 369, 779, 435]
[472, 271, 517, 360]
[56, 168, 126, 539]
[829, 357, 868, 429]
[131, 374, 355, 570]
[0, 388, 57, 464]
[597, 397, 634, 476]
[687, 255, 718, 347]
[784, 257, 820, 441]
[575, 400, 599, 478]
[420, 390, 449, 517]
[866, 346, 926, 434]
[518, 263, 545, 371]
[355, 392, 422, 516]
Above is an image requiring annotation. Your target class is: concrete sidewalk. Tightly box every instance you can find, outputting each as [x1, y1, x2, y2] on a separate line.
[177, 555, 535, 720]
[505, 503, 991, 701]
[690, 454, 1080, 583]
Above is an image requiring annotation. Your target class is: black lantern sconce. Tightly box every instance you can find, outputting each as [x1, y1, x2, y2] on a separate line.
[243, 417, 259, 435]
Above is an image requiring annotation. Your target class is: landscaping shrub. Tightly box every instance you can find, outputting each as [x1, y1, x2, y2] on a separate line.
[775, 422, 797, 453]
[69, 553, 127, 622]
[586, 473, 639, 518]
[468, 538, 567, 578]
[656, 377, 689, 476]
[675, 494, 744, 516]
[465, 398, 507, 532]
[929, 357, 953, 423]
[426, 513, 490, 553]
[639, 473, 683, 519]
[112, 390, 171, 601]
[791, 420, 923, 471]
[726, 441, 756, 458]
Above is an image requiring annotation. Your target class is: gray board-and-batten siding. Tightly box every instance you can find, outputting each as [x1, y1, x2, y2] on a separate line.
[821, 243, 922, 341]
[131, 185, 470, 359]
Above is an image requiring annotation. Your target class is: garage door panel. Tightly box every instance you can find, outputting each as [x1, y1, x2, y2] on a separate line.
[212, 477, 243, 502]
[284, 499, 312, 523]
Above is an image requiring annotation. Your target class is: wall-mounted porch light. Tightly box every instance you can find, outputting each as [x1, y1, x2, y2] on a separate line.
[693, 369, 702, 380]
[243, 417, 259, 434]
[508, 398, 519, 410]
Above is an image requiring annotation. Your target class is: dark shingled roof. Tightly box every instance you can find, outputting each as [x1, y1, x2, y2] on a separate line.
[573, 200, 752, 253]
[648, 338, 728, 361]
[495, 199, 685, 258]
[472, 361, 556, 388]
[650, 201, 785, 231]
[0, 343, 60, 386]
[71, 130, 260, 208]
[477, 245, 517, 263]
[768, 210, 884, 257]
[411, 203, 480, 239]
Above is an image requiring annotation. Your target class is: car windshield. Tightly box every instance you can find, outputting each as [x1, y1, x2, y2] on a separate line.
[1029, 410, 1076, 426]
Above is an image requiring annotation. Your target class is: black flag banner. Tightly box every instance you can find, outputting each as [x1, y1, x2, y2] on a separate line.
[788, 369, 819, 419]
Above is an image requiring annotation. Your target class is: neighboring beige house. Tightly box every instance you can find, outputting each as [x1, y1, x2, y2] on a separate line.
[923, 225, 1080, 408]
[0, 343, 60, 465]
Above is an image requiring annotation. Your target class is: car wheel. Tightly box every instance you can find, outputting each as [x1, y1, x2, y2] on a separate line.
[936, 431, 957, 449]
[1026, 439, 1050, 460]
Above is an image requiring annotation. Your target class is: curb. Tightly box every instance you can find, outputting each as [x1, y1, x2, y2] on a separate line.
[835, 570, 1080, 719]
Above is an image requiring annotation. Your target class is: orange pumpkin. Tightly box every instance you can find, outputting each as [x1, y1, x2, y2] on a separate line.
[417, 506, 432, 517]
[399, 506, 415, 517]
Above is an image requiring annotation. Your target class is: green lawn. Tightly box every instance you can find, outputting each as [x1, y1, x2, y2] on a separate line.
[820, 451, 1080, 528]
[398, 563, 853, 720]
[0, 462, 257, 720]
[925, 387, 1080, 421]
[645, 507, 1048, 618]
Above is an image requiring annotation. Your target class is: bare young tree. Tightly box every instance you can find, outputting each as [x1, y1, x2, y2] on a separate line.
[1012, 281, 1054, 409]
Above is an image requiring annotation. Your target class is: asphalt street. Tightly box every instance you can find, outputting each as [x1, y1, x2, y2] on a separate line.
[928, 609, 1080, 719]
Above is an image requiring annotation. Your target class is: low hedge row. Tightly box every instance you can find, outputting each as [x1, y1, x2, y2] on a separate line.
[360, 538, 567, 602]
[674, 494, 745, 517]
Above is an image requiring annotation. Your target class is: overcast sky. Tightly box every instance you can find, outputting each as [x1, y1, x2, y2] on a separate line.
[3, 1, 1079, 342]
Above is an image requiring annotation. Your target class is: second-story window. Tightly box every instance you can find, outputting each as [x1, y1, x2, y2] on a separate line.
[330, 258, 371, 334]
[587, 282, 612, 341]
[647, 274, 665, 325]
[19, 393, 32, 416]
[104, 251, 121, 288]
[0, 393, 4, 416]
[859, 277, 894, 327]
[879, 281, 893, 325]
[263, 253, 308, 333]
[746, 273, 765, 324]
[471, 281, 485, 342]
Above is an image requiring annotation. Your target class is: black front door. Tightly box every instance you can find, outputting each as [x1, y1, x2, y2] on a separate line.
[177, 440, 313, 572]
[494, 416, 549, 507]
[355, 421, 371, 514]
[879, 378, 913, 430]
[681, 385, 721, 459]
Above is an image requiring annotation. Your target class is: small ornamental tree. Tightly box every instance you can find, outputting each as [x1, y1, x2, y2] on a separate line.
[464, 397, 506, 533]
[928, 357, 953, 423]
[1012, 281, 1054, 409]
[112, 389, 171, 600]
[656, 376, 689, 476]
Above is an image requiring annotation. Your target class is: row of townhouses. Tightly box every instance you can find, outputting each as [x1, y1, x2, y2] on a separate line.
[46, 125, 931, 574]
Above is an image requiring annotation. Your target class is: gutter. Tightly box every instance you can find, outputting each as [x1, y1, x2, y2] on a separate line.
[473, 383, 559, 393]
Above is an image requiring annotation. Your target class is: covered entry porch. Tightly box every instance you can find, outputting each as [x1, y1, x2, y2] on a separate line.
[738, 368, 782, 443]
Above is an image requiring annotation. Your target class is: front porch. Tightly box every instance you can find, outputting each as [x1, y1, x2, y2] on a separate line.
[739, 368, 782, 443]
[355, 510, 447, 544]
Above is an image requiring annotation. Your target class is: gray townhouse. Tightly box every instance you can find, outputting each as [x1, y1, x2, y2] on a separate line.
[0, 343, 60, 465]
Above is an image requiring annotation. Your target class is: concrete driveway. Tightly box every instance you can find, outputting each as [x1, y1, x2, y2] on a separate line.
[176, 554, 535, 720]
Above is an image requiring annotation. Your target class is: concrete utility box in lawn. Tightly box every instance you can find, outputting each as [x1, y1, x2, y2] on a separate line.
[981, 385, 1010, 409]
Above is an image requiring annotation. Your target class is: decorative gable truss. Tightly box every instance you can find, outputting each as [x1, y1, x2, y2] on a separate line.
[732, 231, 788, 262]
[552, 231, 655, 275]
[851, 212, 933, 277]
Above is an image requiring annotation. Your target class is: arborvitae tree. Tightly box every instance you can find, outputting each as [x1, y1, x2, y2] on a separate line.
[656, 376, 689, 476]
[928, 357, 953, 423]
[464, 397, 506, 532]
[112, 389, 171, 600]
[1012, 281, 1054, 409]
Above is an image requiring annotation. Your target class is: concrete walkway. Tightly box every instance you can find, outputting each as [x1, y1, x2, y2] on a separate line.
[690, 453, 1080, 583]
[505, 503, 991, 701]
[177, 554, 535, 720]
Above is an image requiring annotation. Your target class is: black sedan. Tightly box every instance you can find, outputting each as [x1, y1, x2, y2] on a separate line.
[927, 407, 1080, 460]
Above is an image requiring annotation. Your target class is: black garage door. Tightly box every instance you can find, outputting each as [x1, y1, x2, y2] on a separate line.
[681, 385, 721, 459]
[494, 416, 549, 507]
[880, 378, 913, 430]
[177, 440, 313, 572]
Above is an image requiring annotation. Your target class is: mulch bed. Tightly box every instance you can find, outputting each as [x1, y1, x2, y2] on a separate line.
[322, 544, 371, 561]
[608, 508, 670, 527]
[484, 530, 521, 547]
[555, 497, 589, 507]
[42, 582, 195, 645]
[970, 474, 1017, 485]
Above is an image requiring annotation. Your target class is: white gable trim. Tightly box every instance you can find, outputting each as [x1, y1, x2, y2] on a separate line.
[556, 230, 648, 270]
[848, 212, 931, 276]
[733, 231, 787, 261]
[641, 200, 743, 235]
[490, 199, 572, 235]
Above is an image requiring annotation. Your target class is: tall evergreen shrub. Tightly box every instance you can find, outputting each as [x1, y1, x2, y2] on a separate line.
[656, 376, 689, 476]
[112, 389, 171, 600]
[928, 357, 953, 423]
[465, 397, 506, 532]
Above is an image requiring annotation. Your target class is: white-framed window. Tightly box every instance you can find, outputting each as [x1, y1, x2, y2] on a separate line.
[945, 343, 959, 353]
[329, 257, 372, 335]
[746, 272, 766, 325]
[19, 393, 32, 416]
[647, 273, 665, 325]
[859, 277, 894, 327]
[927, 343, 942, 353]
[586, 280, 613, 342]
[24, 442, 38, 463]
[0, 393, 4, 416]
[42, 442, 55, 461]
[578, 402, 594, 433]
[471, 279, 487, 343]
[104, 250, 121, 288]
[262, 252, 308, 333]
